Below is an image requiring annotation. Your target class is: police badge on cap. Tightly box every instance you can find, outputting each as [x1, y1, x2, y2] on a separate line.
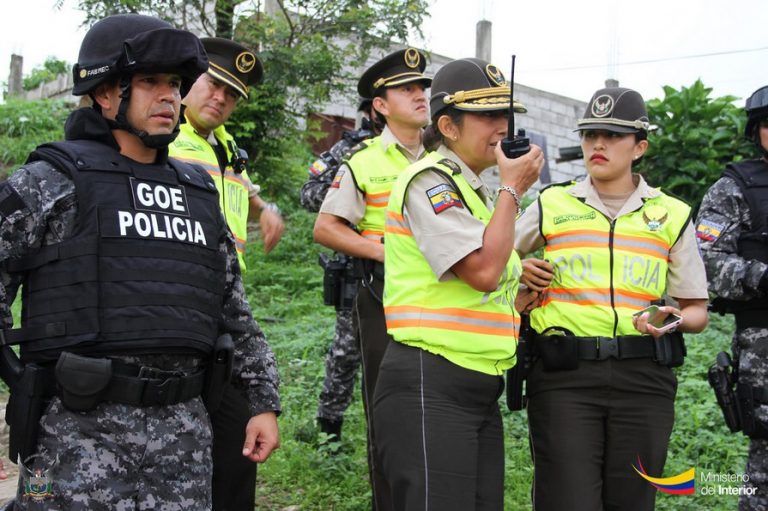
[357, 48, 432, 98]
[201, 38, 263, 99]
[577, 87, 650, 134]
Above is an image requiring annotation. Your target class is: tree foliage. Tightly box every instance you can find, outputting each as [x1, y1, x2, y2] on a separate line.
[0, 98, 69, 175]
[22, 57, 70, 91]
[643, 80, 753, 210]
[65, 0, 428, 200]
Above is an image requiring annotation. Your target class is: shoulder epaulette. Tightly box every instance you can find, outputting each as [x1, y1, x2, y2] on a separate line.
[437, 158, 461, 175]
[343, 138, 376, 163]
[539, 178, 576, 193]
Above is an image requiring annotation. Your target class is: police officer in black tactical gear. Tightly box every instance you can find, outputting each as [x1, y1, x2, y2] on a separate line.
[700, 85, 768, 509]
[0, 14, 280, 509]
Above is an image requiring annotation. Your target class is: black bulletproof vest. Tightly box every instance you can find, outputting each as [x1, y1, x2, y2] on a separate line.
[723, 160, 768, 264]
[714, 160, 768, 324]
[7, 140, 227, 362]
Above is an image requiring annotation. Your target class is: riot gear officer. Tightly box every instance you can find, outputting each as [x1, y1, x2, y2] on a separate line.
[0, 14, 280, 509]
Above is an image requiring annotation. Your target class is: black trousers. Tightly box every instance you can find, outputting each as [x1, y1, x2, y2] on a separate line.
[373, 341, 505, 511]
[527, 358, 677, 511]
[211, 384, 257, 511]
[355, 275, 394, 511]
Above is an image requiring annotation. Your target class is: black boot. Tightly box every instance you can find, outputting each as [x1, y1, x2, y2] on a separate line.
[317, 417, 343, 442]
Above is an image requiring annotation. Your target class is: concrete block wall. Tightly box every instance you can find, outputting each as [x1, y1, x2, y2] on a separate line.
[481, 83, 587, 198]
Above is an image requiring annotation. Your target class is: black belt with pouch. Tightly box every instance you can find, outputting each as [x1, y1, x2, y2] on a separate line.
[533, 331, 686, 371]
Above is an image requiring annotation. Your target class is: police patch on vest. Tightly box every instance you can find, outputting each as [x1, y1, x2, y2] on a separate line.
[426, 183, 464, 214]
[331, 168, 345, 189]
[553, 211, 596, 225]
[642, 205, 668, 231]
[696, 218, 725, 242]
[99, 179, 213, 247]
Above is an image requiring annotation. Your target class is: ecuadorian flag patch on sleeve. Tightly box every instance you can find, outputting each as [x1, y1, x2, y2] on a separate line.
[426, 183, 464, 215]
[696, 218, 725, 242]
[330, 168, 345, 189]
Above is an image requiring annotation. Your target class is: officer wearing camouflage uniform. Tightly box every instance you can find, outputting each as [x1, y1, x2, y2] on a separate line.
[698, 85, 768, 510]
[0, 15, 280, 510]
[300, 99, 378, 440]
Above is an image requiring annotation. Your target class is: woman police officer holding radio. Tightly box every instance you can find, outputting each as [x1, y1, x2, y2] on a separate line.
[516, 87, 709, 511]
[372, 58, 544, 510]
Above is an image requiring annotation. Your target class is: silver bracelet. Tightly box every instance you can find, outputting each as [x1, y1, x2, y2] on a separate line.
[262, 202, 281, 216]
[497, 185, 520, 212]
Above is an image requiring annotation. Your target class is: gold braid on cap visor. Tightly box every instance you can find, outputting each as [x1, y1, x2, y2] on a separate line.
[443, 86, 512, 109]
[577, 117, 650, 131]
[209, 62, 248, 97]
[372, 72, 426, 90]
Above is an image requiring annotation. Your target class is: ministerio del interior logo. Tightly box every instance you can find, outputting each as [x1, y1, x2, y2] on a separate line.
[632, 456, 695, 495]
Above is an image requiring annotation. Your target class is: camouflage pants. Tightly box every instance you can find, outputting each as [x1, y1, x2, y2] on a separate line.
[16, 396, 212, 511]
[735, 327, 768, 511]
[317, 308, 361, 422]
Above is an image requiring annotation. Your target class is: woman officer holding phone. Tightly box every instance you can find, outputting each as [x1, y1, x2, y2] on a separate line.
[515, 87, 708, 511]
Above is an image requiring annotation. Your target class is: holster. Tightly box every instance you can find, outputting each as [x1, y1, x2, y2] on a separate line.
[55, 352, 112, 412]
[652, 331, 686, 368]
[536, 335, 579, 371]
[204, 333, 234, 414]
[319, 253, 360, 310]
[707, 351, 742, 433]
[506, 316, 532, 411]
[6, 364, 53, 464]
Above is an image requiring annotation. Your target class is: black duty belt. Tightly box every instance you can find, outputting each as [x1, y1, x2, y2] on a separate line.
[534, 334, 655, 361]
[106, 361, 206, 406]
[734, 310, 768, 331]
[50, 357, 206, 408]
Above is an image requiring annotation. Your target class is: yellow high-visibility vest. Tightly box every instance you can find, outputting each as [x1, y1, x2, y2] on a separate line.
[170, 122, 251, 270]
[531, 182, 691, 336]
[384, 152, 521, 375]
[344, 137, 415, 241]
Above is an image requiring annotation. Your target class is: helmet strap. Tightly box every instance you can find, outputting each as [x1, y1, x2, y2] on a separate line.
[110, 75, 181, 149]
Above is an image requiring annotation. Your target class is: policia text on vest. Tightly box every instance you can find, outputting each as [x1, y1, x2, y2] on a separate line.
[117, 179, 210, 245]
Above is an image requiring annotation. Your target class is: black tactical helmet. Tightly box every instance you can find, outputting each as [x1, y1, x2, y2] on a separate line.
[73, 14, 208, 149]
[72, 14, 207, 98]
[744, 85, 768, 140]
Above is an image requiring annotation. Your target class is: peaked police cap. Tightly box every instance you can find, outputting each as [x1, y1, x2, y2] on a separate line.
[357, 48, 432, 98]
[201, 38, 263, 99]
[577, 87, 650, 134]
[429, 58, 527, 119]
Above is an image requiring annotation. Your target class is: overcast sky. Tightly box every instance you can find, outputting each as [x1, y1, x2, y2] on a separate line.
[2, 0, 766, 106]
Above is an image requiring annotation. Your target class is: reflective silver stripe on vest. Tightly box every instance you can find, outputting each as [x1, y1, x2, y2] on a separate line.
[386, 307, 519, 336]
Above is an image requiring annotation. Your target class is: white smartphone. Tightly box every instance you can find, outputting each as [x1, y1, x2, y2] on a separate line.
[632, 305, 682, 334]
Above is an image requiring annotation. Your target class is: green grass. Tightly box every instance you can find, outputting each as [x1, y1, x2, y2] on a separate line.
[248, 207, 750, 510]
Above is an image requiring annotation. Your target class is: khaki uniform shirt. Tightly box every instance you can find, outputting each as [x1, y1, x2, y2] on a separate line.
[402, 145, 493, 281]
[515, 175, 708, 300]
[319, 125, 424, 225]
